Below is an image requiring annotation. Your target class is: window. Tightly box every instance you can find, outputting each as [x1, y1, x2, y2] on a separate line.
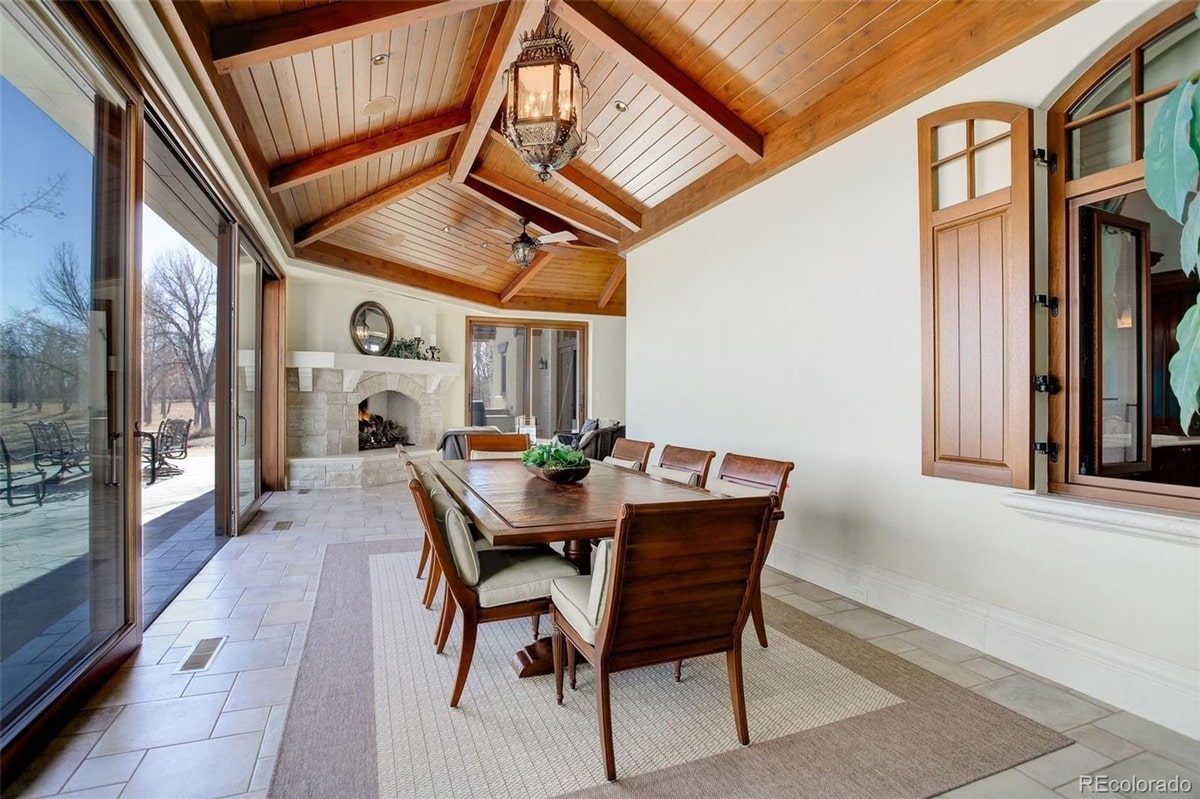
[466, 318, 586, 440]
[918, 103, 1034, 487]
[1048, 6, 1200, 510]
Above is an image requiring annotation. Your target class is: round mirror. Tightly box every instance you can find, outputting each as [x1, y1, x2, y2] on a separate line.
[350, 301, 394, 355]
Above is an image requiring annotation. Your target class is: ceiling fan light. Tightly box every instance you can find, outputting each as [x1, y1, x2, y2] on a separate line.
[501, 8, 587, 182]
[511, 236, 540, 268]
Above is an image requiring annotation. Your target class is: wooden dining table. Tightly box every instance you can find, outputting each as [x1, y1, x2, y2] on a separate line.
[430, 458, 785, 676]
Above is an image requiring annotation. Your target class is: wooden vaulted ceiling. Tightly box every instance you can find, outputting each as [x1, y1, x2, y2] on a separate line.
[157, 0, 1090, 316]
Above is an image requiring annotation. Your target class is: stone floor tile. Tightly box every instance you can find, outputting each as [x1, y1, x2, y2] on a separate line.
[224, 666, 298, 712]
[261, 599, 314, 626]
[974, 676, 1111, 732]
[62, 707, 121, 736]
[758, 568, 795, 588]
[181, 671, 237, 696]
[204, 638, 290, 675]
[213, 707, 271, 738]
[60, 751, 144, 793]
[761, 584, 793, 597]
[84, 664, 192, 709]
[789, 581, 842, 602]
[822, 599, 859, 613]
[120, 731, 261, 799]
[52, 785, 124, 799]
[152, 597, 240, 624]
[258, 704, 289, 758]
[1016, 743, 1113, 788]
[822, 608, 908, 639]
[1093, 713, 1200, 770]
[4, 732, 101, 798]
[898, 629, 982, 662]
[900, 649, 989, 688]
[938, 767, 1063, 797]
[90, 693, 226, 756]
[870, 634, 918, 654]
[1088, 752, 1199, 798]
[776, 592, 835, 616]
[253, 623, 296, 640]
[249, 756, 275, 792]
[1065, 724, 1145, 762]
[171, 616, 265, 649]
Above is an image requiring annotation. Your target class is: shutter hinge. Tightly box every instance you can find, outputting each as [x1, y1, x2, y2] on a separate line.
[1033, 441, 1059, 462]
[1033, 374, 1061, 394]
[1032, 148, 1057, 173]
[1032, 294, 1059, 316]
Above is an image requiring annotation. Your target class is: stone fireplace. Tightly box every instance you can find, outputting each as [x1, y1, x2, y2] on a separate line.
[284, 351, 461, 488]
[358, 390, 417, 450]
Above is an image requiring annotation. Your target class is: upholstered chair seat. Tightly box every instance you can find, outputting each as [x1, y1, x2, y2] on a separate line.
[475, 548, 579, 608]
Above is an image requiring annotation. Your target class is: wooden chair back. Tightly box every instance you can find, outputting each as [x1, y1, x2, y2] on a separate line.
[465, 432, 530, 460]
[406, 474, 474, 609]
[657, 444, 717, 485]
[714, 452, 795, 505]
[595, 497, 775, 670]
[609, 437, 654, 471]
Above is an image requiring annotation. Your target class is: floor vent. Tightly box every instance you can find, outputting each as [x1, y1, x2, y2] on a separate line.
[298, 489, 311, 495]
[273, 521, 293, 531]
[177, 637, 225, 673]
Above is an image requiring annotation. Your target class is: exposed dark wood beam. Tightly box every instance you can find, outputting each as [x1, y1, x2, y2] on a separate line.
[270, 111, 468, 192]
[485, 128, 642, 230]
[472, 166, 623, 243]
[500, 252, 554, 303]
[299, 242, 624, 315]
[460, 176, 616, 252]
[620, 0, 1090, 255]
[597, 261, 625, 310]
[211, 0, 498, 73]
[551, 0, 763, 163]
[294, 160, 448, 248]
[449, 0, 545, 183]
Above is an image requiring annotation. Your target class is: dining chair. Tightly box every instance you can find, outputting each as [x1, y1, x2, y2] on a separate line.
[707, 453, 796, 651]
[465, 432, 530, 460]
[406, 461, 445, 609]
[408, 475, 579, 707]
[549, 496, 776, 781]
[602, 437, 654, 471]
[646, 444, 716, 486]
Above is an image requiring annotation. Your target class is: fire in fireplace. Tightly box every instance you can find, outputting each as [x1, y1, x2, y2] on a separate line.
[358, 400, 413, 450]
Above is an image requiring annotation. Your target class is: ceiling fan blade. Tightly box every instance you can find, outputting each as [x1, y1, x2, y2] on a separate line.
[538, 231, 576, 244]
[540, 244, 577, 255]
[507, 250, 517, 263]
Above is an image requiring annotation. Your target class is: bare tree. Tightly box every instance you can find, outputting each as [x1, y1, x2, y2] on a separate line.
[34, 243, 90, 329]
[145, 248, 216, 432]
[0, 173, 67, 237]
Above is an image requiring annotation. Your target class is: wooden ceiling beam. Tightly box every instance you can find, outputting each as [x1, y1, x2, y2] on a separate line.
[472, 166, 624, 243]
[620, 0, 1090, 255]
[270, 111, 468, 192]
[299, 241, 624, 315]
[211, 0, 499, 74]
[294, 160, 449, 248]
[499, 251, 554, 303]
[449, 0, 545, 183]
[460, 176, 616, 252]
[484, 128, 642, 230]
[551, 0, 762, 163]
[597, 261, 625, 310]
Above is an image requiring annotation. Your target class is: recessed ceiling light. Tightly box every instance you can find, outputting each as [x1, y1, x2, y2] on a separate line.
[613, 100, 629, 112]
[480, 242, 489, 249]
[442, 225, 452, 233]
[371, 53, 389, 66]
[385, 232, 405, 246]
[361, 96, 397, 116]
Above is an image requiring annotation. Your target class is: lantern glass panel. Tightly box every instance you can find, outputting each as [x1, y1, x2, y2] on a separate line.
[557, 63, 572, 122]
[517, 63, 555, 120]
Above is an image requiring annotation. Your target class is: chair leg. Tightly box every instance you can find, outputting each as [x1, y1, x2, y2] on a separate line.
[449, 612, 478, 708]
[596, 667, 617, 781]
[423, 559, 442, 609]
[568, 643, 577, 690]
[674, 659, 683, 682]
[751, 591, 769, 648]
[726, 643, 750, 745]
[552, 623, 565, 705]
[416, 538, 430, 579]
[435, 586, 456, 653]
[531, 613, 540, 641]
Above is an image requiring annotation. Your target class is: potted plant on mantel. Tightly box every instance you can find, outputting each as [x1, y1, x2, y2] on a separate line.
[1144, 6, 1200, 433]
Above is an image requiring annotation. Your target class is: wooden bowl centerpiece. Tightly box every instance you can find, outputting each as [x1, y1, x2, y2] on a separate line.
[522, 441, 591, 484]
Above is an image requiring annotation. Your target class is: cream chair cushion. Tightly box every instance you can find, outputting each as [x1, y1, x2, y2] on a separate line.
[603, 456, 641, 470]
[475, 549, 578, 608]
[432, 493, 481, 586]
[647, 464, 700, 486]
[470, 450, 524, 460]
[551, 539, 612, 644]
[708, 478, 774, 499]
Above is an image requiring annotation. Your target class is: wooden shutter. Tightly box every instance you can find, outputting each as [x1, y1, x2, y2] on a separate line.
[919, 103, 1033, 488]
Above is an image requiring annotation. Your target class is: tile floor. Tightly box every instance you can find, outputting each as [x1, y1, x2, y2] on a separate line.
[6, 483, 1198, 799]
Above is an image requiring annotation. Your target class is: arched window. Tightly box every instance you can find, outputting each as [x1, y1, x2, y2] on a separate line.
[1048, 4, 1200, 510]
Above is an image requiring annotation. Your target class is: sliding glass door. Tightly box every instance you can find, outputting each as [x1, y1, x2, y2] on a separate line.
[235, 243, 262, 522]
[0, 1, 138, 750]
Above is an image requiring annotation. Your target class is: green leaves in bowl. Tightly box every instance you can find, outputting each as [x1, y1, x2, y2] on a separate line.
[521, 441, 587, 468]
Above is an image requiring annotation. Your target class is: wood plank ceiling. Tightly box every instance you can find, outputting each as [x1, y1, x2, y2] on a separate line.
[158, 0, 1090, 316]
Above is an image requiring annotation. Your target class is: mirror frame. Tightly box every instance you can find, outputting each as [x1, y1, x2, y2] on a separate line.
[350, 301, 394, 355]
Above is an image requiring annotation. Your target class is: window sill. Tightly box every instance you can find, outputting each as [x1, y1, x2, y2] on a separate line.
[1002, 492, 1199, 548]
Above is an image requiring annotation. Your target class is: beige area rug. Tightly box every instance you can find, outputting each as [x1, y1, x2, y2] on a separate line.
[271, 542, 1069, 799]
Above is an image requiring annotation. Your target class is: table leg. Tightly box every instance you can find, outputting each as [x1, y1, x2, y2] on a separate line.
[562, 538, 593, 575]
[512, 540, 590, 678]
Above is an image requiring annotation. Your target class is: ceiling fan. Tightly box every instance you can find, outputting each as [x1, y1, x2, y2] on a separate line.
[485, 218, 577, 268]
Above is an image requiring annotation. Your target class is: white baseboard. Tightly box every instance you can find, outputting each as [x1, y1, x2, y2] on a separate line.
[769, 542, 1200, 740]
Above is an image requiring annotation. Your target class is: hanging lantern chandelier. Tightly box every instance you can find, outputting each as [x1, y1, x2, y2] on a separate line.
[501, 4, 587, 183]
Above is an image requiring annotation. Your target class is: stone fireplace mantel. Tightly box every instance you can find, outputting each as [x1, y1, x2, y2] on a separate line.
[287, 350, 462, 392]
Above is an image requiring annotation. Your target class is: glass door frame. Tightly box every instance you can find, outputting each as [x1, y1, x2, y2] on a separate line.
[230, 232, 273, 530]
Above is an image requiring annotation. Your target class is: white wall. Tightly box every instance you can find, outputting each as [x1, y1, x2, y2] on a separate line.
[286, 268, 625, 431]
[626, 0, 1199, 737]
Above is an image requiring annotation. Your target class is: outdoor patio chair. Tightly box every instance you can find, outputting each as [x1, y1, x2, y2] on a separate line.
[25, 420, 88, 477]
[143, 418, 192, 482]
[550, 496, 775, 781]
[1, 436, 48, 507]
